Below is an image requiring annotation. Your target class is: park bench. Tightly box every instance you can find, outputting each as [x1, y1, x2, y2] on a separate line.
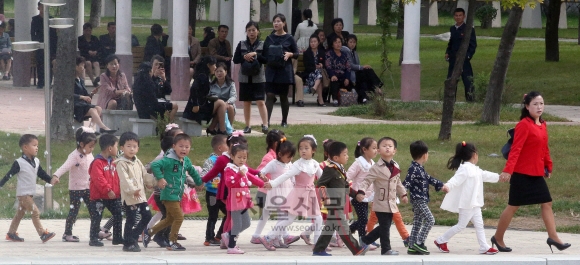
[290, 54, 305, 105]
[102, 109, 202, 137]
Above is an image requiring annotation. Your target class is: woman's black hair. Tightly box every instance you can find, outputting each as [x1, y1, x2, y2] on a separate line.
[273, 13, 289, 33]
[202, 27, 215, 43]
[308, 34, 320, 50]
[195, 55, 217, 77]
[104, 54, 122, 77]
[135, 62, 152, 79]
[212, 62, 233, 85]
[298, 136, 318, 155]
[276, 140, 296, 161]
[322, 139, 335, 160]
[303, 9, 314, 27]
[331, 18, 344, 30]
[520, 91, 544, 123]
[230, 144, 248, 157]
[354, 137, 375, 158]
[346, 34, 358, 51]
[151, 23, 163, 36]
[328, 34, 342, 49]
[328, 141, 347, 160]
[266, 129, 285, 152]
[75, 127, 97, 149]
[447, 142, 477, 170]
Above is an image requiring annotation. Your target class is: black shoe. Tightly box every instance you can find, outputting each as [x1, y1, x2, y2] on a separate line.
[40, 230, 55, 243]
[206, 128, 217, 136]
[296, 100, 305, 107]
[123, 243, 141, 252]
[243, 126, 251, 133]
[99, 128, 117, 134]
[2, 75, 9, 80]
[167, 241, 186, 251]
[89, 240, 104, 247]
[153, 235, 169, 247]
[547, 238, 571, 253]
[216, 130, 227, 135]
[317, 100, 326, 107]
[6, 232, 24, 242]
[261, 125, 269, 134]
[281, 122, 288, 128]
[490, 236, 512, 252]
[36, 85, 44, 89]
[112, 238, 124, 245]
[410, 243, 430, 255]
[93, 76, 100, 87]
[177, 234, 187, 240]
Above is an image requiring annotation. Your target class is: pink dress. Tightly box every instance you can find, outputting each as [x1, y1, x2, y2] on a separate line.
[260, 159, 293, 210]
[269, 158, 322, 217]
[257, 149, 276, 194]
[223, 163, 265, 211]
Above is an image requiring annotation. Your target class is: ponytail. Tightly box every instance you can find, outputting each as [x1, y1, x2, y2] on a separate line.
[303, 9, 314, 27]
[354, 137, 375, 158]
[447, 141, 477, 170]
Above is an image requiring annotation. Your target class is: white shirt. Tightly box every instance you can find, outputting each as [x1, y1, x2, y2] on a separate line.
[440, 162, 499, 213]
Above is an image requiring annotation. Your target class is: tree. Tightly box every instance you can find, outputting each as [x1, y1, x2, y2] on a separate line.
[51, 0, 78, 141]
[438, 0, 476, 141]
[260, 0, 270, 22]
[323, 0, 334, 34]
[189, 0, 198, 36]
[89, 0, 102, 28]
[545, 0, 562, 61]
[0, 0, 4, 15]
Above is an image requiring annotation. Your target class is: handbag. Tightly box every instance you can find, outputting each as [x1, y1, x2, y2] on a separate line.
[116, 94, 134, 110]
[339, 89, 358, 107]
[501, 128, 515, 159]
[321, 69, 330, 88]
[240, 40, 261, 76]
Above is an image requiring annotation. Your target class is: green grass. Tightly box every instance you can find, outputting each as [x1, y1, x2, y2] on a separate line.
[2, 124, 580, 233]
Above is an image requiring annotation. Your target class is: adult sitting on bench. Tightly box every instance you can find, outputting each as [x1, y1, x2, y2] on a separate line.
[95, 54, 133, 110]
[133, 62, 177, 123]
[151, 55, 178, 121]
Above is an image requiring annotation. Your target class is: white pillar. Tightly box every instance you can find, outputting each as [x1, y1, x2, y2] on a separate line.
[220, 0, 234, 45]
[170, 0, 190, 101]
[101, 0, 115, 17]
[152, 0, 169, 19]
[277, 0, 293, 33]
[116, 0, 133, 85]
[558, 2, 567, 29]
[209, 0, 220, 21]
[337, 0, 354, 33]
[198, 3, 206, 20]
[429, 0, 439, 26]
[301, 0, 319, 24]
[457, 0, 469, 17]
[232, 0, 251, 108]
[77, 0, 84, 36]
[251, 0, 260, 22]
[521, 4, 542, 29]
[13, 0, 37, 87]
[360, 0, 377, 26]
[401, 1, 421, 102]
[334, 0, 339, 18]
[167, 0, 173, 46]
[492, 1, 501, 28]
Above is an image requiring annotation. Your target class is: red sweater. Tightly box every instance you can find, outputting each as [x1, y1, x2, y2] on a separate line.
[88, 155, 121, 200]
[503, 117, 553, 176]
[201, 155, 260, 200]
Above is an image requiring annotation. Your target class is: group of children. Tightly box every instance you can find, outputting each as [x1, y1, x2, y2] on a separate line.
[1, 124, 507, 256]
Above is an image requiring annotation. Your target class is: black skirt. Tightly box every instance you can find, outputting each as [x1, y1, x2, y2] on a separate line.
[239, 82, 265, 102]
[73, 102, 96, 123]
[508, 172, 552, 206]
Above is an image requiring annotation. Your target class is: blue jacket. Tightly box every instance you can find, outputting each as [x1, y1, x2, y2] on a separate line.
[446, 23, 477, 60]
[403, 161, 444, 203]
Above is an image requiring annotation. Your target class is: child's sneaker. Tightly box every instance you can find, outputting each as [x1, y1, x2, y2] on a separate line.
[89, 240, 104, 247]
[402, 237, 409, 247]
[6, 232, 24, 242]
[360, 237, 377, 251]
[204, 238, 221, 246]
[272, 237, 289, 248]
[62, 234, 79, 242]
[250, 235, 261, 244]
[283, 235, 300, 245]
[142, 229, 151, 248]
[434, 240, 450, 253]
[383, 249, 399, 255]
[98, 230, 112, 240]
[220, 233, 229, 249]
[227, 246, 245, 254]
[258, 236, 276, 251]
[153, 234, 169, 247]
[123, 243, 141, 252]
[167, 241, 186, 251]
[312, 251, 332, 256]
[177, 233, 186, 240]
[40, 230, 56, 243]
[480, 248, 499, 255]
[354, 244, 370, 256]
[410, 243, 430, 255]
[372, 241, 381, 248]
[300, 232, 312, 245]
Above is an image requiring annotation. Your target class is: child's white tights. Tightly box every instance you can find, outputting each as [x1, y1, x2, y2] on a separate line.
[252, 208, 289, 238]
[147, 212, 163, 229]
[435, 207, 490, 253]
[269, 214, 323, 243]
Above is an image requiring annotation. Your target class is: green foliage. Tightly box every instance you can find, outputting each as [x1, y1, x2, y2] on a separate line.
[155, 113, 171, 138]
[471, 71, 490, 103]
[474, 4, 498, 29]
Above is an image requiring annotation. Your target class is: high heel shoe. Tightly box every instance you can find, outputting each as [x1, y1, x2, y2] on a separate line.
[490, 236, 512, 252]
[547, 238, 571, 253]
[206, 128, 217, 136]
[317, 100, 326, 107]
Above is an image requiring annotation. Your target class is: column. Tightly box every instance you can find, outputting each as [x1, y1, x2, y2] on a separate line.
[492, 1, 501, 28]
[334, 0, 339, 19]
[209, 0, 220, 21]
[401, 1, 421, 102]
[152, 0, 169, 19]
[12, 0, 37, 87]
[337, 0, 354, 33]
[101, 0, 115, 17]
[457, 0, 469, 17]
[301, 0, 319, 24]
[167, 0, 173, 47]
[277, 0, 293, 32]
[116, 0, 133, 86]
[521, 4, 542, 29]
[78, 0, 84, 37]
[559, 2, 567, 29]
[170, 0, 189, 101]
[220, 0, 234, 45]
[232, 0, 251, 109]
[198, 3, 206, 20]
[429, 0, 439, 26]
[269, 0, 277, 21]
[360, 0, 377, 26]
[251, 0, 260, 22]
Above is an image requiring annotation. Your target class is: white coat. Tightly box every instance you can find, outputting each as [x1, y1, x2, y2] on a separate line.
[440, 162, 499, 213]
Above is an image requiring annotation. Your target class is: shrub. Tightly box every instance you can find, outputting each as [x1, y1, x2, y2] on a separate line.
[475, 4, 498, 29]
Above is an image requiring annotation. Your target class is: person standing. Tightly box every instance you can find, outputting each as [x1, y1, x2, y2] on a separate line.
[445, 8, 477, 102]
[30, 2, 57, 89]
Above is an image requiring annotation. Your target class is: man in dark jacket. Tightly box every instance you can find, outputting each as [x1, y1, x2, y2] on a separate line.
[31, 2, 57, 89]
[445, 8, 477, 102]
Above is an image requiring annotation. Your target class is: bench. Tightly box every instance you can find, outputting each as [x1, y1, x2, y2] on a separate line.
[103, 109, 205, 137]
[102, 110, 136, 136]
[290, 54, 305, 104]
[178, 117, 203, 137]
[129, 118, 157, 137]
[132, 46, 145, 73]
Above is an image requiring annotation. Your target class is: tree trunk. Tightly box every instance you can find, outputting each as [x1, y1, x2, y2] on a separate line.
[189, 0, 198, 36]
[481, 7, 524, 125]
[578, 5, 580, 45]
[0, 0, 4, 15]
[260, 0, 270, 22]
[89, 0, 102, 29]
[51, 0, 78, 142]
[396, 0, 404, 40]
[438, 0, 476, 141]
[323, 0, 334, 34]
[545, 0, 561, 61]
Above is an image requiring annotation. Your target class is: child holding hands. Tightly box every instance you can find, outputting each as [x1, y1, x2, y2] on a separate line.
[434, 141, 500, 255]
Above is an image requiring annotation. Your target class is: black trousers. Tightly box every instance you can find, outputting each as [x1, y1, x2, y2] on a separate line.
[123, 202, 152, 247]
[313, 208, 362, 255]
[361, 211, 393, 254]
[35, 50, 53, 88]
[354, 69, 382, 103]
[205, 191, 227, 241]
[447, 57, 474, 102]
[88, 198, 122, 242]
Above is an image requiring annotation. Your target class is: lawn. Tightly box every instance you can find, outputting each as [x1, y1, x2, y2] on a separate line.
[1, 124, 580, 233]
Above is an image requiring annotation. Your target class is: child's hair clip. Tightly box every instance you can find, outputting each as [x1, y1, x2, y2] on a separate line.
[322, 139, 329, 144]
[280, 137, 287, 143]
[228, 130, 244, 140]
[81, 126, 95, 134]
[461, 141, 466, 147]
[303, 134, 317, 145]
[233, 143, 240, 146]
[165, 123, 179, 132]
[357, 141, 360, 146]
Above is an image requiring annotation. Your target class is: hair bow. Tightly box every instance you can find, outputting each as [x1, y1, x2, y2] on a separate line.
[233, 143, 240, 146]
[303, 134, 317, 145]
[322, 139, 329, 144]
[81, 126, 95, 134]
[165, 123, 179, 132]
[280, 137, 287, 143]
[461, 141, 466, 147]
[357, 141, 361, 146]
[228, 130, 244, 140]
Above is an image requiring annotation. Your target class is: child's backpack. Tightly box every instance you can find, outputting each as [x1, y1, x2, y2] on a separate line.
[501, 128, 515, 159]
[266, 35, 291, 69]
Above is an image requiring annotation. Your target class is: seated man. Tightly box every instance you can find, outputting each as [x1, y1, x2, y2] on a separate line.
[144, 24, 168, 62]
[0, 23, 12, 80]
[78, 22, 101, 86]
[151, 55, 178, 121]
[99, 22, 116, 64]
[207, 25, 232, 74]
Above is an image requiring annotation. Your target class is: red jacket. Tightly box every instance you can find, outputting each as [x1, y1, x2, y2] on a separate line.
[201, 155, 260, 200]
[89, 155, 121, 200]
[503, 117, 553, 176]
[223, 165, 264, 211]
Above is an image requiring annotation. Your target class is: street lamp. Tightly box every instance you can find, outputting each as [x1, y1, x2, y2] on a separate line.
[12, 0, 73, 211]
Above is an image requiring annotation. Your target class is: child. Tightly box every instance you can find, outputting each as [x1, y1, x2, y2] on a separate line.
[356, 137, 408, 255]
[224, 144, 265, 254]
[201, 134, 229, 246]
[252, 138, 296, 247]
[312, 141, 369, 256]
[145, 133, 203, 251]
[403, 140, 448, 255]
[434, 141, 500, 255]
[347, 137, 377, 239]
[1, 134, 58, 243]
[52, 127, 97, 242]
[261, 135, 323, 251]
[116, 132, 156, 252]
[87, 134, 123, 247]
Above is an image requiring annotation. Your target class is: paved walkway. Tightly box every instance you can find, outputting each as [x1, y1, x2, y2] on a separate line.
[0, 219, 578, 264]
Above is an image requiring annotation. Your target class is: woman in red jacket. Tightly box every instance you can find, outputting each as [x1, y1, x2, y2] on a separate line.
[491, 91, 570, 253]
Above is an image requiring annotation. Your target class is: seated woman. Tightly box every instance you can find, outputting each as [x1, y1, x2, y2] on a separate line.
[313, 29, 328, 51]
[0, 23, 12, 80]
[326, 18, 349, 48]
[200, 27, 215, 47]
[303, 34, 326, 106]
[188, 25, 202, 79]
[345, 34, 382, 104]
[78, 23, 101, 86]
[73, 56, 115, 134]
[325, 35, 351, 106]
[150, 55, 178, 121]
[208, 62, 237, 130]
[183, 56, 228, 135]
[95, 54, 133, 110]
[133, 62, 177, 122]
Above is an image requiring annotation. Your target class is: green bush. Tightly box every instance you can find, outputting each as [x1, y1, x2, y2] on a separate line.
[475, 4, 498, 29]
[472, 71, 490, 103]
